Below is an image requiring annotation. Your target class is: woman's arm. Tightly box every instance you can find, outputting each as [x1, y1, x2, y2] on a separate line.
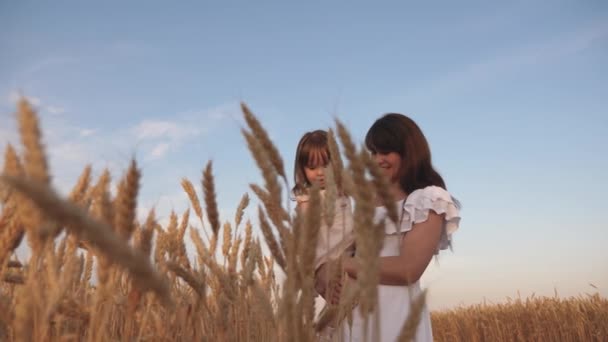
[343, 211, 444, 285]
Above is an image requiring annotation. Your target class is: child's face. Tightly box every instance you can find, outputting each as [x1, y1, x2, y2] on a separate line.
[372, 151, 402, 183]
[304, 162, 327, 189]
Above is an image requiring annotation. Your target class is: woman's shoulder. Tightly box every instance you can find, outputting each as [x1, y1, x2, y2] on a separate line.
[405, 186, 457, 207]
[401, 185, 461, 252]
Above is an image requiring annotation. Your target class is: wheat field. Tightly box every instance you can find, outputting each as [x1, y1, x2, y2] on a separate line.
[0, 98, 606, 341]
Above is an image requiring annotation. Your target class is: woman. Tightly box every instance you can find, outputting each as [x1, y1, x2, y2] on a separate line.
[318, 113, 461, 341]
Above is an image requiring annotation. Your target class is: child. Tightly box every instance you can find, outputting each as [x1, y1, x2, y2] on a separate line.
[292, 130, 355, 341]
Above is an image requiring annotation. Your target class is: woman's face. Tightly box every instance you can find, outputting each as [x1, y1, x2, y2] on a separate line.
[372, 151, 402, 184]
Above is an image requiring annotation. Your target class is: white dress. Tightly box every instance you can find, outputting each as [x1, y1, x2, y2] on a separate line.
[341, 186, 461, 342]
[296, 191, 355, 270]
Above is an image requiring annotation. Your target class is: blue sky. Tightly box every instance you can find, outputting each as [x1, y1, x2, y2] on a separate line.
[1, 1, 607, 310]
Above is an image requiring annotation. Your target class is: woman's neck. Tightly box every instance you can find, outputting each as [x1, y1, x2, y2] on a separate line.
[390, 184, 407, 202]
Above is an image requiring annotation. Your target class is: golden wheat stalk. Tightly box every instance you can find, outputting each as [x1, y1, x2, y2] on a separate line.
[114, 159, 140, 240]
[327, 128, 344, 193]
[240, 219, 253, 270]
[242, 130, 284, 218]
[361, 148, 398, 224]
[0, 203, 25, 266]
[0, 175, 172, 306]
[334, 119, 357, 167]
[222, 221, 232, 260]
[234, 192, 249, 232]
[241, 102, 287, 182]
[249, 183, 290, 224]
[181, 177, 211, 242]
[69, 164, 92, 205]
[335, 122, 380, 316]
[397, 289, 428, 342]
[135, 208, 156, 259]
[167, 261, 206, 298]
[240, 237, 259, 288]
[257, 206, 286, 271]
[16, 98, 51, 253]
[228, 236, 242, 274]
[17, 98, 50, 185]
[322, 165, 337, 229]
[202, 161, 220, 236]
[176, 209, 191, 268]
[1, 144, 23, 204]
[299, 184, 322, 334]
[316, 275, 361, 334]
[90, 169, 113, 225]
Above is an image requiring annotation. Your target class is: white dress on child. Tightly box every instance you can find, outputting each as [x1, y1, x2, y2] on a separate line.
[341, 186, 461, 342]
[296, 190, 355, 269]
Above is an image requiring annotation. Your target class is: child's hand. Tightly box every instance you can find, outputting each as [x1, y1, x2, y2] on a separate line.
[328, 276, 342, 305]
[315, 261, 343, 305]
[314, 264, 329, 297]
[342, 256, 357, 278]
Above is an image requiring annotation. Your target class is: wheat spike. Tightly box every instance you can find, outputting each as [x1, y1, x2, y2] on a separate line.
[114, 159, 140, 240]
[335, 122, 380, 318]
[1, 143, 24, 204]
[327, 128, 344, 193]
[91, 169, 113, 224]
[69, 164, 92, 205]
[209, 232, 218, 257]
[299, 184, 322, 332]
[397, 289, 428, 342]
[241, 130, 281, 210]
[335, 119, 357, 168]
[0, 200, 25, 266]
[322, 165, 337, 229]
[1, 175, 171, 306]
[234, 192, 249, 231]
[13, 285, 34, 341]
[361, 148, 398, 224]
[181, 177, 210, 240]
[257, 206, 286, 271]
[167, 261, 206, 298]
[240, 219, 253, 269]
[17, 97, 50, 185]
[202, 161, 220, 235]
[136, 208, 156, 259]
[189, 226, 209, 270]
[241, 102, 287, 182]
[228, 236, 242, 274]
[17, 97, 51, 253]
[178, 208, 190, 241]
[222, 221, 232, 260]
[82, 250, 94, 285]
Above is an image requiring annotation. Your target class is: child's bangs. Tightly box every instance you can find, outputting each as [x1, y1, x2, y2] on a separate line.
[300, 145, 329, 168]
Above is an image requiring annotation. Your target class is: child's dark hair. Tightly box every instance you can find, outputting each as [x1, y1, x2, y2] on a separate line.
[365, 113, 446, 194]
[292, 130, 330, 196]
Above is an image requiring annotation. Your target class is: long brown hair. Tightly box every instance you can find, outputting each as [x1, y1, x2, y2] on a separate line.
[292, 130, 330, 196]
[365, 113, 446, 194]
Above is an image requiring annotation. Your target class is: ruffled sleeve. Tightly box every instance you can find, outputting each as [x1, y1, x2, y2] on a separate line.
[388, 186, 461, 252]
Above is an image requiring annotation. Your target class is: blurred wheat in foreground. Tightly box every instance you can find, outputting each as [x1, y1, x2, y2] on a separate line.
[0, 98, 606, 341]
